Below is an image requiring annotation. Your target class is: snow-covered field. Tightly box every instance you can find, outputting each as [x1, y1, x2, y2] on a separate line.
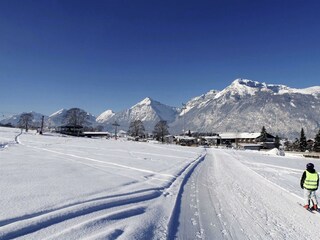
[1, 127, 320, 240]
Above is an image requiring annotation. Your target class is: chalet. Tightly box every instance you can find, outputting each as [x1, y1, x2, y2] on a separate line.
[117, 130, 127, 138]
[164, 135, 175, 144]
[57, 125, 84, 136]
[175, 136, 197, 146]
[219, 132, 276, 150]
[200, 136, 221, 146]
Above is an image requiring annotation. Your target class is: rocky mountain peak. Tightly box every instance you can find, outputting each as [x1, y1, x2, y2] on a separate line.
[96, 110, 115, 123]
[132, 97, 154, 108]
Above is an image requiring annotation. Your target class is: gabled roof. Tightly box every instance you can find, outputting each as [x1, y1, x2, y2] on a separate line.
[219, 132, 261, 139]
[203, 136, 220, 139]
[175, 136, 196, 140]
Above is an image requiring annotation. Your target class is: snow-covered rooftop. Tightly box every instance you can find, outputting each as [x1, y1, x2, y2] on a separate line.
[219, 132, 261, 139]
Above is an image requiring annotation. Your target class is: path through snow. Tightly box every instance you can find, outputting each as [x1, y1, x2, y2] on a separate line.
[174, 148, 320, 239]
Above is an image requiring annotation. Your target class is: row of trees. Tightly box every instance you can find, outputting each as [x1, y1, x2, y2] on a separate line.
[284, 128, 320, 152]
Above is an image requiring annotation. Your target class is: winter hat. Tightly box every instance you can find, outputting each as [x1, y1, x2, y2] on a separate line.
[306, 163, 314, 170]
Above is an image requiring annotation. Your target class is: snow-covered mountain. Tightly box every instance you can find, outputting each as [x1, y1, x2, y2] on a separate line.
[170, 79, 320, 138]
[0, 111, 48, 127]
[0, 109, 97, 128]
[102, 97, 179, 132]
[47, 109, 68, 127]
[1, 79, 319, 138]
[47, 108, 97, 127]
[96, 110, 115, 124]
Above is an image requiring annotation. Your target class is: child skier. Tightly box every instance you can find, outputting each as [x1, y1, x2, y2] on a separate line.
[300, 163, 319, 211]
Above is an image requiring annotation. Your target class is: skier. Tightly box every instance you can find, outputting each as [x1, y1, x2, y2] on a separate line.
[300, 163, 319, 211]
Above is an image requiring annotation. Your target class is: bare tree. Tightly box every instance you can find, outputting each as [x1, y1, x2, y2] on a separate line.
[153, 120, 169, 143]
[128, 120, 145, 138]
[63, 108, 90, 127]
[96, 125, 104, 132]
[18, 113, 34, 132]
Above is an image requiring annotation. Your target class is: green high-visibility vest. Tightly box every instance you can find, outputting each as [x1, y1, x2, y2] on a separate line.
[304, 171, 319, 190]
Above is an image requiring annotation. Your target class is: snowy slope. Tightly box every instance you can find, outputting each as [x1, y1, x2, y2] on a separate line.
[96, 110, 115, 123]
[102, 97, 178, 132]
[0, 111, 48, 127]
[215, 79, 320, 99]
[180, 90, 218, 116]
[48, 108, 97, 127]
[47, 108, 68, 127]
[1, 126, 320, 239]
[171, 79, 320, 138]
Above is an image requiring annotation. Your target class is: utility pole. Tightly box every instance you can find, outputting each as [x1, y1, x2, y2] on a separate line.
[40, 116, 44, 135]
[112, 121, 120, 140]
[275, 112, 277, 136]
[182, 103, 186, 136]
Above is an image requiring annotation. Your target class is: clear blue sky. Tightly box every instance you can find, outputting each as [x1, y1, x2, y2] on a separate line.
[1, 0, 319, 117]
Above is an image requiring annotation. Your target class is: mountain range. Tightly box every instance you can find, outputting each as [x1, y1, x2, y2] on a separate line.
[2, 79, 320, 139]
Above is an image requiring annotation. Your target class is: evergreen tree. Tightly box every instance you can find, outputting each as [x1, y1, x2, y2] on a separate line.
[260, 126, 267, 142]
[299, 128, 307, 152]
[314, 129, 320, 152]
[188, 130, 192, 137]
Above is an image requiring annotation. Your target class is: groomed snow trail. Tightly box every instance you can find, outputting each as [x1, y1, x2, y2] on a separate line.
[174, 148, 320, 239]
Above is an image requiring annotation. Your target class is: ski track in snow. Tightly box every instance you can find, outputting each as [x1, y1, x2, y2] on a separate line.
[1, 190, 158, 239]
[0, 130, 206, 239]
[173, 148, 320, 239]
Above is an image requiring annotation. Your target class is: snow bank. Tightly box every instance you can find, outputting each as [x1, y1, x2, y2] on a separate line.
[264, 148, 285, 156]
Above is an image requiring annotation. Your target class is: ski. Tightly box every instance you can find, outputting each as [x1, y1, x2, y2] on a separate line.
[314, 208, 320, 213]
[298, 203, 316, 214]
[307, 208, 316, 213]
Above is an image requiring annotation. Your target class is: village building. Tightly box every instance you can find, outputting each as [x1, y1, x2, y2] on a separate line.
[175, 136, 197, 146]
[200, 136, 221, 146]
[83, 131, 111, 138]
[219, 132, 276, 150]
[164, 135, 175, 144]
[57, 125, 84, 136]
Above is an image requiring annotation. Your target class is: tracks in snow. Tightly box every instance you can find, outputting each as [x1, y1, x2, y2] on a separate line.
[174, 149, 320, 240]
[1, 139, 206, 239]
[0, 188, 160, 239]
[0, 131, 21, 150]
